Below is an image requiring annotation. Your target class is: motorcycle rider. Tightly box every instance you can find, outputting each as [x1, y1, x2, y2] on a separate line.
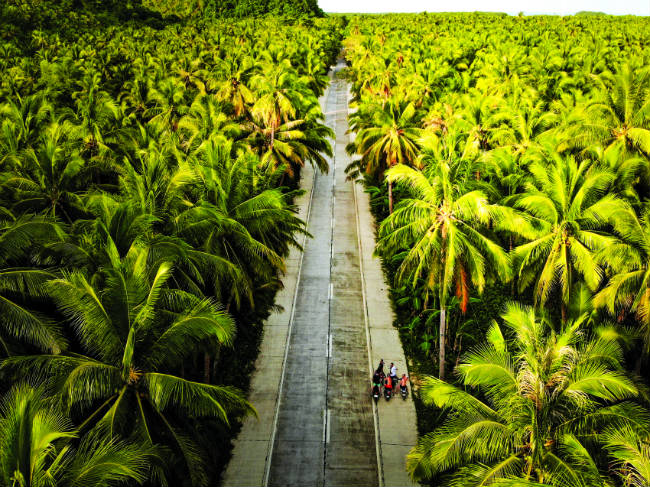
[384, 374, 394, 394]
[389, 362, 398, 383]
[375, 359, 385, 377]
[399, 374, 409, 392]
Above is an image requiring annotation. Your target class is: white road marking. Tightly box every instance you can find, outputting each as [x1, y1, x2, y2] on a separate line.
[329, 282, 334, 301]
[352, 125, 385, 486]
[326, 409, 331, 444]
[263, 129, 321, 487]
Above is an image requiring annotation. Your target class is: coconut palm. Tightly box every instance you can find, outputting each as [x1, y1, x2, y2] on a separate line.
[2, 121, 87, 222]
[3, 247, 254, 486]
[569, 65, 650, 157]
[213, 56, 256, 118]
[242, 113, 332, 178]
[0, 213, 66, 356]
[594, 202, 650, 353]
[377, 152, 512, 379]
[0, 383, 154, 487]
[0, 93, 52, 165]
[512, 151, 627, 321]
[180, 139, 308, 306]
[347, 99, 422, 213]
[249, 61, 305, 145]
[178, 94, 240, 152]
[407, 302, 647, 486]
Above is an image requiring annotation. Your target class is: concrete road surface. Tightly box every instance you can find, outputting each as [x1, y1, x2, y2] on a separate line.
[222, 60, 417, 487]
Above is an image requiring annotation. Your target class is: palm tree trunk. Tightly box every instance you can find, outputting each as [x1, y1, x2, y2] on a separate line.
[388, 180, 394, 214]
[561, 303, 567, 323]
[439, 307, 446, 380]
[204, 352, 211, 384]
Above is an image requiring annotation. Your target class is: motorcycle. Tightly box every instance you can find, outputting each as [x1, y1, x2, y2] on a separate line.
[400, 384, 408, 400]
[384, 385, 392, 401]
[372, 385, 380, 402]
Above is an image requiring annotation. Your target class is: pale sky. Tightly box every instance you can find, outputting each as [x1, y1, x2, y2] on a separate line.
[319, 0, 650, 16]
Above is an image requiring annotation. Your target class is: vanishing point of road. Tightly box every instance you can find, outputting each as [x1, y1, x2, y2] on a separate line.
[222, 60, 418, 487]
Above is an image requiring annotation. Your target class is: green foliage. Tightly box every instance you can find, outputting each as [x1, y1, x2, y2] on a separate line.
[0, 2, 342, 485]
[409, 304, 648, 485]
[345, 12, 650, 485]
[203, 0, 324, 18]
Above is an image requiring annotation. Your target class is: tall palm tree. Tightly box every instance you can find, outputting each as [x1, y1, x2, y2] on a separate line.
[0, 213, 66, 356]
[3, 247, 254, 486]
[347, 99, 422, 213]
[242, 113, 332, 178]
[180, 139, 308, 307]
[178, 94, 240, 152]
[249, 60, 304, 147]
[0, 384, 153, 487]
[377, 157, 512, 379]
[0, 93, 52, 165]
[594, 202, 650, 353]
[568, 64, 650, 157]
[407, 302, 646, 486]
[3, 121, 87, 222]
[213, 56, 256, 118]
[512, 151, 626, 321]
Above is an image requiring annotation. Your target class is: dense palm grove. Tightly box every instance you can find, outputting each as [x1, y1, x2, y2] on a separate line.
[0, 1, 342, 485]
[344, 13, 650, 487]
[4, 2, 650, 486]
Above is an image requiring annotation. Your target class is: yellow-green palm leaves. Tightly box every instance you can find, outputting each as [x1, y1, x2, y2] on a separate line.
[0, 384, 153, 487]
[377, 160, 511, 378]
[348, 99, 422, 212]
[571, 65, 650, 157]
[595, 202, 650, 352]
[3, 247, 253, 486]
[512, 152, 626, 320]
[407, 303, 645, 486]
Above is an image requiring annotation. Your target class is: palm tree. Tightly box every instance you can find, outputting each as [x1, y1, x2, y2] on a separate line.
[213, 56, 256, 118]
[512, 151, 626, 321]
[249, 60, 305, 147]
[180, 139, 309, 306]
[347, 99, 422, 213]
[594, 202, 650, 353]
[119, 139, 196, 223]
[242, 113, 332, 178]
[0, 384, 153, 487]
[407, 302, 646, 486]
[68, 72, 119, 156]
[3, 121, 87, 222]
[602, 425, 650, 487]
[568, 64, 650, 157]
[178, 94, 240, 152]
[0, 213, 66, 356]
[3, 247, 254, 486]
[0, 93, 52, 165]
[377, 155, 512, 379]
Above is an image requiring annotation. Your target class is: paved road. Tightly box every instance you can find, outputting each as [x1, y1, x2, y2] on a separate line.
[267, 59, 379, 487]
[222, 61, 417, 487]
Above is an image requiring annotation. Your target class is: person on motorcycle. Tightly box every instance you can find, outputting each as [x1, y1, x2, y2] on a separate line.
[384, 374, 393, 392]
[375, 359, 385, 377]
[399, 374, 409, 391]
[389, 363, 398, 383]
[372, 371, 382, 387]
[371, 384, 380, 398]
